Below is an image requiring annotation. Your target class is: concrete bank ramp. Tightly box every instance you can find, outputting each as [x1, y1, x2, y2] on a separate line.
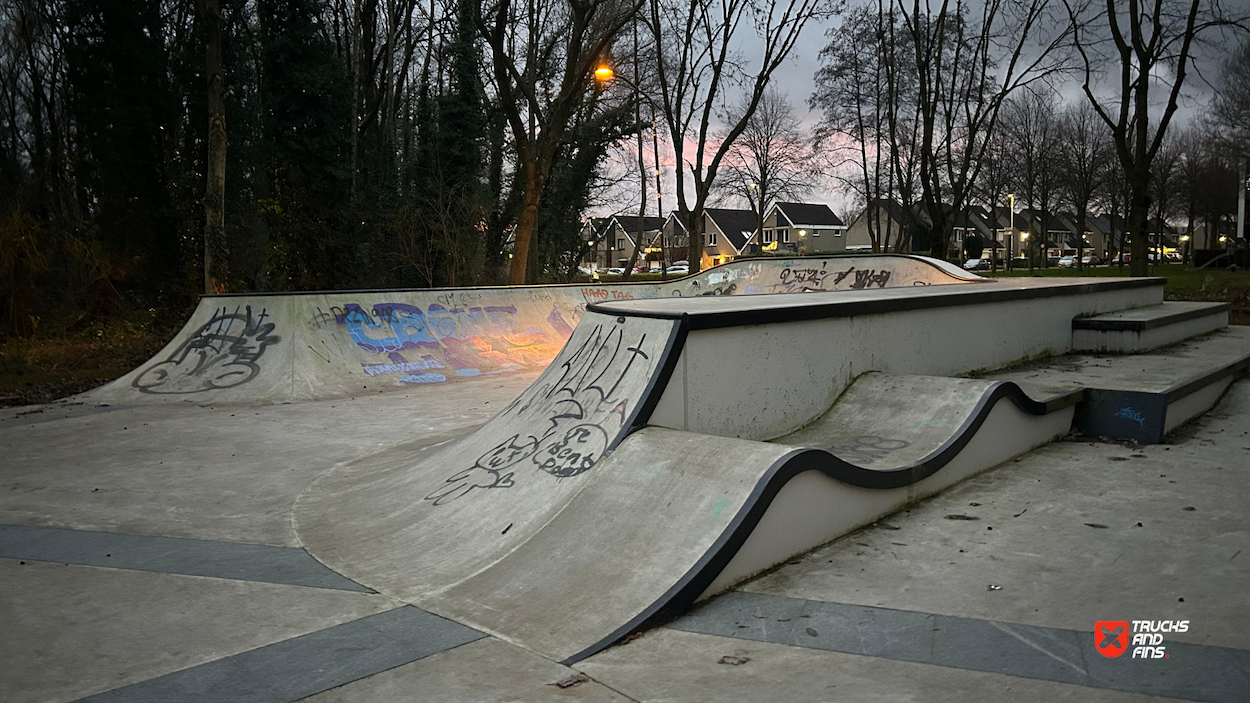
[82, 255, 980, 405]
[295, 348, 1075, 662]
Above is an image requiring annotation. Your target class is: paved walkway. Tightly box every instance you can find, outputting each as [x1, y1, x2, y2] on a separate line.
[1, 372, 1246, 702]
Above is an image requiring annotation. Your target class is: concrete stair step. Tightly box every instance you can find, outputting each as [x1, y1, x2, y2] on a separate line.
[990, 326, 1250, 443]
[1072, 301, 1229, 353]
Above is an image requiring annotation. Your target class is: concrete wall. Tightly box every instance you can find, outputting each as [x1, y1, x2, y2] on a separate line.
[88, 255, 983, 405]
[645, 282, 1162, 440]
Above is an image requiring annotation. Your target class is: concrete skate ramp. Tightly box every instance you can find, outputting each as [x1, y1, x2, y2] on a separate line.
[84, 255, 981, 405]
[295, 367, 1076, 663]
[293, 273, 1173, 663]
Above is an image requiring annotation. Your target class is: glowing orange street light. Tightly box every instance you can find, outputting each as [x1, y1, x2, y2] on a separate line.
[594, 63, 614, 81]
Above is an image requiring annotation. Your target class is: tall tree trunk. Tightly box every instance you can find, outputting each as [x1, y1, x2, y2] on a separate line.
[349, 0, 361, 202]
[199, 0, 227, 294]
[685, 211, 703, 269]
[510, 169, 545, 284]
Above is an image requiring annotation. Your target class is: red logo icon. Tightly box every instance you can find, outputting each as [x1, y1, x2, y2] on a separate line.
[1095, 621, 1130, 658]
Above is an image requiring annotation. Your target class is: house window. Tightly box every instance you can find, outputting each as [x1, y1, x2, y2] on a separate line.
[813, 229, 821, 237]
[780, 228, 790, 243]
[708, 230, 717, 246]
[617, 238, 625, 250]
[763, 229, 773, 244]
[834, 229, 843, 237]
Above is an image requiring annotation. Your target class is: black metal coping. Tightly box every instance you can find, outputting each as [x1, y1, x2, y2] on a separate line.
[588, 277, 1164, 330]
[1072, 301, 1231, 331]
[197, 253, 983, 298]
[562, 379, 1076, 664]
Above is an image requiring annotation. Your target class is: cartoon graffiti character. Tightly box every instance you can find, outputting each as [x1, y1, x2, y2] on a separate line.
[424, 433, 538, 505]
[427, 322, 654, 505]
[133, 306, 280, 394]
[534, 424, 610, 478]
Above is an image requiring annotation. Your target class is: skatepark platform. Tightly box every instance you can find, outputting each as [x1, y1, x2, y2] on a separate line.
[1072, 301, 1230, 353]
[3, 256, 1247, 702]
[990, 326, 1250, 444]
[294, 272, 1180, 663]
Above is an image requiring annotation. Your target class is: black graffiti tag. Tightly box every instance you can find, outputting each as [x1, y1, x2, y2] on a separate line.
[534, 424, 610, 478]
[133, 306, 280, 394]
[851, 269, 892, 289]
[829, 435, 910, 464]
[426, 320, 652, 505]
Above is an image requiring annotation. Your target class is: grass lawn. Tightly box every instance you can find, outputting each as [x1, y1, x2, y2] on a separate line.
[987, 263, 1250, 323]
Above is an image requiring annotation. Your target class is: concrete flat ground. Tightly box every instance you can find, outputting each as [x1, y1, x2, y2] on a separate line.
[1, 369, 1247, 701]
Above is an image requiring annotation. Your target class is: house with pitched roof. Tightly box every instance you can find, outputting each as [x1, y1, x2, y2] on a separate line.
[699, 208, 759, 268]
[951, 206, 1001, 261]
[581, 213, 668, 270]
[844, 199, 926, 252]
[750, 202, 847, 254]
[580, 217, 616, 270]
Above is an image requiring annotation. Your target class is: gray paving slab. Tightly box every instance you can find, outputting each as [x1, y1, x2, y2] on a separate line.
[928, 615, 1086, 685]
[0, 371, 535, 545]
[580, 628, 1186, 703]
[0, 524, 367, 590]
[794, 599, 935, 663]
[301, 637, 635, 703]
[742, 379, 1250, 651]
[0, 558, 398, 703]
[77, 607, 483, 703]
[671, 593, 1250, 701]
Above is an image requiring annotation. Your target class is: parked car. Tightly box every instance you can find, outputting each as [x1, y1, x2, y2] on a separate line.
[963, 258, 991, 271]
[665, 265, 690, 275]
[1057, 255, 1077, 268]
[1165, 251, 1182, 262]
[670, 260, 689, 267]
[1081, 255, 1102, 266]
[1111, 253, 1131, 264]
[606, 267, 625, 275]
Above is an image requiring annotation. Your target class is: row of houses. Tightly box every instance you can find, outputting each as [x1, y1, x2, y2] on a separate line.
[853, 200, 1188, 261]
[584, 198, 1208, 271]
[582, 202, 848, 271]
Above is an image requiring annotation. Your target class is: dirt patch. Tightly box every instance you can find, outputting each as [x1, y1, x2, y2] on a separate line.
[0, 333, 169, 408]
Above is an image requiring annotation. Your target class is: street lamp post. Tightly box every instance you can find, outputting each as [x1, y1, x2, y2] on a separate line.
[1007, 193, 1016, 273]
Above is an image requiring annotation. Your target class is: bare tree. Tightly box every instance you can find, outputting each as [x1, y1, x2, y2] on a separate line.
[972, 123, 1015, 271]
[812, 1, 920, 253]
[1177, 123, 1238, 252]
[1058, 101, 1112, 269]
[1064, 0, 1249, 276]
[1149, 135, 1181, 269]
[478, 0, 641, 284]
[197, 0, 227, 293]
[721, 87, 816, 249]
[1212, 38, 1250, 157]
[1001, 87, 1061, 273]
[899, 0, 1069, 261]
[648, 0, 838, 272]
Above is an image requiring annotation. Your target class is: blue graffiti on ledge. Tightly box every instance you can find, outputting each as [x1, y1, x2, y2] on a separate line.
[1114, 406, 1147, 427]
